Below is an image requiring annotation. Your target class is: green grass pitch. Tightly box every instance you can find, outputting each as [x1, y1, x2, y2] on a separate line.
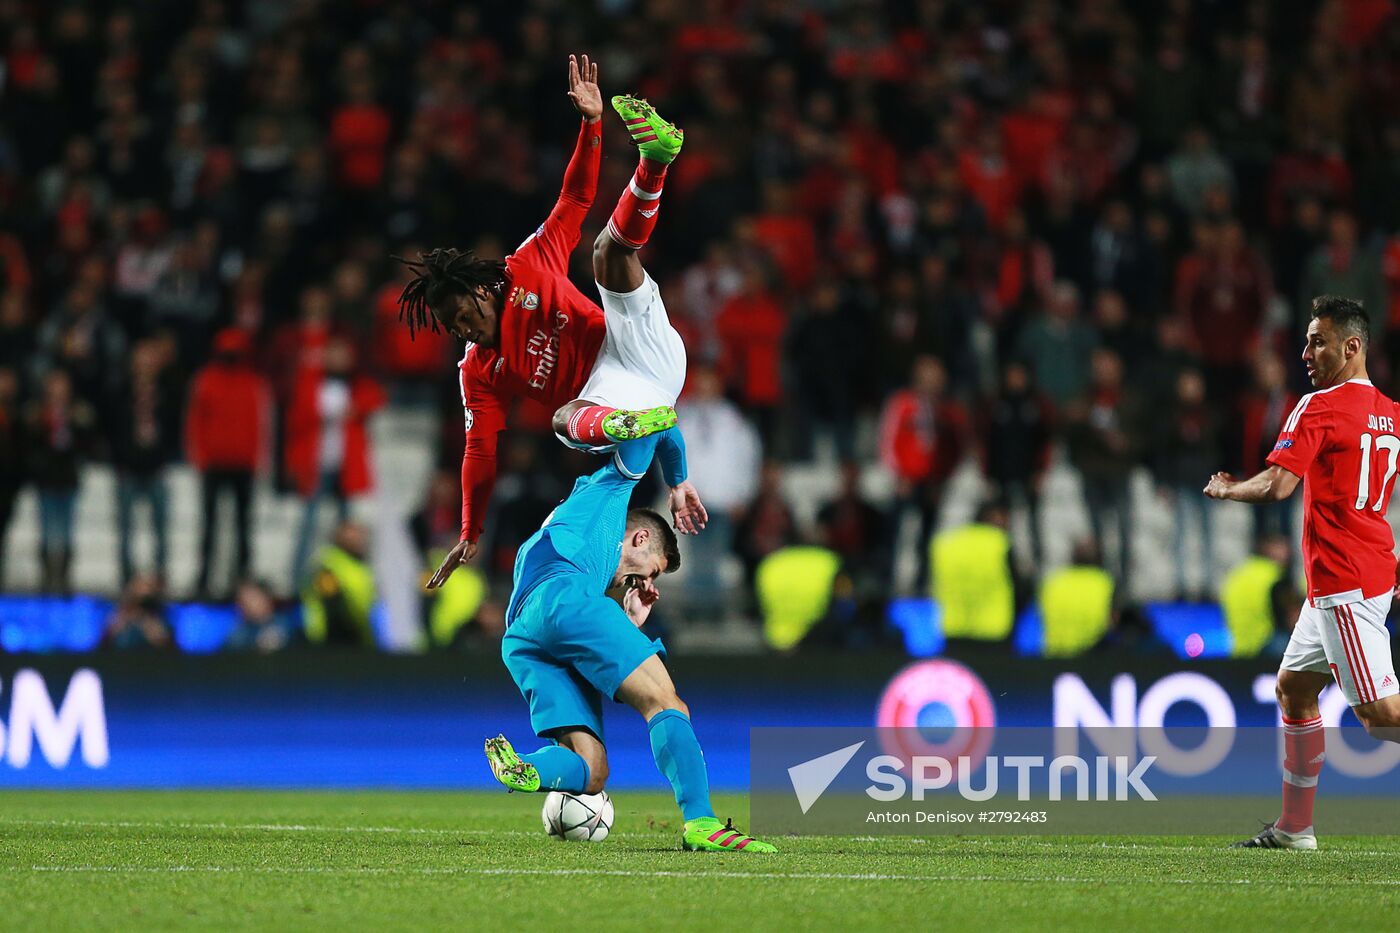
[1, 790, 1397, 930]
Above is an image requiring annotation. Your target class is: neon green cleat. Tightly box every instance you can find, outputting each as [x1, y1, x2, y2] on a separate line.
[484, 734, 540, 793]
[602, 405, 677, 443]
[682, 817, 778, 853]
[611, 95, 684, 164]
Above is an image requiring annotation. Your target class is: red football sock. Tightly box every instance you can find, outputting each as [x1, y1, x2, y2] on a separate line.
[1277, 715, 1324, 833]
[606, 159, 667, 250]
[566, 405, 618, 445]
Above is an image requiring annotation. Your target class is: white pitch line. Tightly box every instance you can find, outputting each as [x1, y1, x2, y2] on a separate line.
[9, 866, 1400, 887]
[7, 818, 1398, 858]
[0, 818, 532, 837]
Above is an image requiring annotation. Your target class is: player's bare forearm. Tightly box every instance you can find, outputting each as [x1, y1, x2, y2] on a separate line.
[1203, 465, 1299, 503]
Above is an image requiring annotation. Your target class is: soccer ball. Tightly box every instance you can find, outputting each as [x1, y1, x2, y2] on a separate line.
[541, 790, 614, 842]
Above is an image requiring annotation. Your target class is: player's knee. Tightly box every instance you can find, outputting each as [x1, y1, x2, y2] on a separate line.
[592, 228, 614, 258]
[1356, 705, 1400, 740]
[551, 402, 578, 437]
[584, 753, 609, 793]
[660, 692, 688, 719]
[1275, 671, 1317, 716]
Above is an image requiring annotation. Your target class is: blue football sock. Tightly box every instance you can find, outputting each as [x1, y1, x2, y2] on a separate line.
[647, 708, 715, 822]
[523, 744, 590, 793]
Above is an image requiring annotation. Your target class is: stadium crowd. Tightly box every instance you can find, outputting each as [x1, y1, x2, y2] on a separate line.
[2, 0, 1400, 651]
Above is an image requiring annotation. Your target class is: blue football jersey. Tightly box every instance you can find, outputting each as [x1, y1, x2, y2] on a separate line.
[506, 428, 687, 623]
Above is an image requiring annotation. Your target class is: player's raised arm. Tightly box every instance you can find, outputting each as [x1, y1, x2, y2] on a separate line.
[512, 54, 603, 274]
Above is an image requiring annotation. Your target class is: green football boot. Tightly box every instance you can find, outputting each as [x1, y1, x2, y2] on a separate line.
[484, 734, 540, 793]
[602, 405, 677, 443]
[681, 817, 778, 853]
[611, 95, 684, 164]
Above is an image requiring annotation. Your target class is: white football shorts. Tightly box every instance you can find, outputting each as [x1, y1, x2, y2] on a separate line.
[579, 271, 687, 412]
[1281, 590, 1399, 707]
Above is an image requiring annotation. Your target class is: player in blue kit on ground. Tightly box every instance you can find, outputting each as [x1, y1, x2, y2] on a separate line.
[483, 427, 776, 852]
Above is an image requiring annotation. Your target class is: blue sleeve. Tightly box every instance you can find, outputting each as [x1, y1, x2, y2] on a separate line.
[656, 427, 687, 487]
[612, 429, 687, 486]
[613, 434, 659, 481]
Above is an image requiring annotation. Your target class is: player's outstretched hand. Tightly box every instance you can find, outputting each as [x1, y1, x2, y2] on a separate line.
[622, 576, 660, 628]
[428, 539, 477, 589]
[567, 54, 602, 121]
[1203, 471, 1236, 500]
[669, 480, 709, 536]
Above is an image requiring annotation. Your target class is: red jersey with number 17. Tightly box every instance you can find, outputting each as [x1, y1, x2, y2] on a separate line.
[1267, 378, 1400, 607]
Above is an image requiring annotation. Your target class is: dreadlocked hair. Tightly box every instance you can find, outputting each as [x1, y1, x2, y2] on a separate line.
[393, 248, 507, 339]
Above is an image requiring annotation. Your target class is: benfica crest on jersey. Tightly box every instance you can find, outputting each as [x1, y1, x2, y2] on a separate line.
[510, 286, 540, 311]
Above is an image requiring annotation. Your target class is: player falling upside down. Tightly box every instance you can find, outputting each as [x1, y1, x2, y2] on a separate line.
[1205, 295, 1400, 850]
[395, 54, 703, 587]
[483, 427, 776, 853]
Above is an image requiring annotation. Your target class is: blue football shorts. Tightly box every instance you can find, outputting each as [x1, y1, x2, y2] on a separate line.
[502, 574, 666, 739]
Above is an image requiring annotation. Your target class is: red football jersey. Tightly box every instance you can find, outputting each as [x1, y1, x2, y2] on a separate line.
[456, 118, 609, 542]
[1267, 379, 1400, 606]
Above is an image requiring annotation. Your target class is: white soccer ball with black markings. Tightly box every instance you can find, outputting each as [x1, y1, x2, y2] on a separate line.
[541, 790, 614, 842]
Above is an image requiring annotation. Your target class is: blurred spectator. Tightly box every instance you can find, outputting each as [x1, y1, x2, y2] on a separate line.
[1066, 348, 1142, 595]
[226, 579, 299, 653]
[303, 520, 377, 647]
[481, 438, 564, 582]
[734, 460, 797, 585]
[1165, 126, 1235, 217]
[147, 235, 219, 358]
[1015, 281, 1098, 409]
[1220, 535, 1293, 659]
[932, 501, 1015, 642]
[36, 277, 125, 410]
[286, 335, 385, 587]
[912, 252, 981, 396]
[982, 360, 1053, 572]
[816, 461, 888, 589]
[986, 208, 1053, 344]
[186, 328, 269, 596]
[715, 259, 785, 446]
[412, 469, 464, 559]
[788, 277, 861, 461]
[1137, 30, 1202, 156]
[0, 367, 23, 587]
[1088, 202, 1147, 307]
[111, 207, 173, 332]
[878, 355, 969, 577]
[1273, 196, 1327, 312]
[1177, 218, 1272, 406]
[1238, 352, 1298, 541]
[25, 369, 95, 593]
[111, 339, 179, 585]
[1039, 539, 1115, 657]
[103, 574, 172, 650]
[755, 543, 842, 653]
[959, 125, 1020, 230]
[328, 71, 391, 194]
[0, 291, 36, 375]
[1299, 210, 1385, 339]
[676, 364, 761, 619]
[1154, 369, 1222, 600]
